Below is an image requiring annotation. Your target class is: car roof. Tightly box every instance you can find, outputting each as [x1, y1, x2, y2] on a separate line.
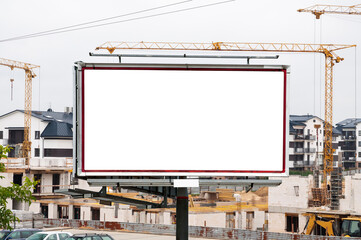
[1, 229, 40, 232]
[13, 229, 41, 231]
[34, 232, 72, 235]
[70, 234, 110, 237]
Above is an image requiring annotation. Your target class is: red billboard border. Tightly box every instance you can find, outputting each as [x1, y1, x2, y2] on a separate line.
[81, 67, 287, 174]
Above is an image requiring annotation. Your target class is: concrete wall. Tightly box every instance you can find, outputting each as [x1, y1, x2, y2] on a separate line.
[268, 175, 312, 233]
[340, 174, 361, 213]
[269, 175, 311, 209]
[254, 211, 265, 231]
[29, 202, 41, 213]
[268, 212, 285, 233]
[189, 212, 226, 228]
[44, 139, 72, 149]
[80, 206, 91, 220]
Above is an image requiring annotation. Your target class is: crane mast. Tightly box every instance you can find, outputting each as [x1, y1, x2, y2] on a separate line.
[0, 58, 39, 166]
[95, 41, 356, 204]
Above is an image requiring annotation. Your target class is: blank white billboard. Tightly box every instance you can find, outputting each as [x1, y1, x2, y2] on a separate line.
[77, 66, 288, 176]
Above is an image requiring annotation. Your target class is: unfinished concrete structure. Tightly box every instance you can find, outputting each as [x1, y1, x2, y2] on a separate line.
[268, 173, 361, 234]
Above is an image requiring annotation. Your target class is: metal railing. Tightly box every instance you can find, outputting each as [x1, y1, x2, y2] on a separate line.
[305, 135, 316, 140]
[44, 219, 355, 240]
[304, 148, 316, 153]
[295, 135, 305, 140]
[295, 148, 304, 153]
[341, 146, 356, 151]
[1, 157, 73, 169]
[33, 184, 71, 195]
[342, 135, 356, 140]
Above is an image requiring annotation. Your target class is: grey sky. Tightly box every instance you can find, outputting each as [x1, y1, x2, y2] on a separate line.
[0, 0, 360, 124]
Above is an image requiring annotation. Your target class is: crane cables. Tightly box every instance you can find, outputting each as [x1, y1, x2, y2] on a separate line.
[0, 0, 235, 43]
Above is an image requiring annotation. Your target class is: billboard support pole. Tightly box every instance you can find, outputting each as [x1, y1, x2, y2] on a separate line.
[176, 187, 188, 240]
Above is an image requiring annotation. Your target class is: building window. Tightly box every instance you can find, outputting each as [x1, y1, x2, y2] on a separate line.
[0, 131, 3, 139]
[35, 131, 40, 139]
[41, 204, 48, 218]
[91, 208, 100, 220]
[359, 152, 361, 158]
[359, 130, 361, 136]
[58, 206, 69, 219]
[73, 207, 81, 219]
[359, 141, 361, 147]
[44, 149, 72, 157]
[286, 214, 299, 232]
[294, 186, 299, 196]
[34, 148, 40, 157]
[13, 174, 23, 186]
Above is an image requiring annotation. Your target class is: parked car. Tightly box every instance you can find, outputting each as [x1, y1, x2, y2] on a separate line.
[26, 232, 72, 240]
[65, 234, 114, 240]
[0, 229, 41, 240]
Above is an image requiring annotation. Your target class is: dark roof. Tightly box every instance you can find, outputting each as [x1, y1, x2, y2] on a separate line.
[289, 122, 296, 134]
[41, 121, 73, 138]
[336, 118, 361, 128]
[0, 109, 73, 138]
[0, 109, 73, 125]
[289, 114, 322, 122]
[333, 127, 342, 136]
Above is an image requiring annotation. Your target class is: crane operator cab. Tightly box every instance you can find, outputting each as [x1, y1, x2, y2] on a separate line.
[341, 218, 361, 237]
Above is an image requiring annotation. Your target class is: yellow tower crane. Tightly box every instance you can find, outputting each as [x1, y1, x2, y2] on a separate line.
[0, 57, 39, 166]
[95, 41, 355, 197]
[298, 4, 361, 19]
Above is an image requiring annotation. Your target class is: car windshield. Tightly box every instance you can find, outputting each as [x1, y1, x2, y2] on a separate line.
[0, 232, 10, 240]
[27, 233, 48, 240]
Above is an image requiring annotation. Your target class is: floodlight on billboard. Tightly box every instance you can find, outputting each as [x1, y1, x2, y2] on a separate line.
[74, 63, 289, 177]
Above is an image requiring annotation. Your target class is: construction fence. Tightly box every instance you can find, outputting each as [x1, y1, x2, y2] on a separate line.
[44, 219, 359, 240]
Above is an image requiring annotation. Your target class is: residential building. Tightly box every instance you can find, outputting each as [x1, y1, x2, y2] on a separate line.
[336, 118, 361, 169]
[289, 115, 324, 170]
[0, 108, 74, 214]
[289, 115, 343, 171]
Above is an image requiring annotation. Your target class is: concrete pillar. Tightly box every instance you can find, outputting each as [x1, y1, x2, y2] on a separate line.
[48, 203, 58, 219]
[40, 138, 44, 158]
[176, 188, 188, 240]
[29, 202, 41, 213]
[81, 206, 91, 220]
[140, 211, 146, 223]
[68, 205, 74, 220]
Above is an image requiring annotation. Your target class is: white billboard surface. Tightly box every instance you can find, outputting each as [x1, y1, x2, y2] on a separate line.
[80, 67, 287, 176]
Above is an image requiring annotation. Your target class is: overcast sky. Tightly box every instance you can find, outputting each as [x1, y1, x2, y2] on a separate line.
[0, 0, 360, 124]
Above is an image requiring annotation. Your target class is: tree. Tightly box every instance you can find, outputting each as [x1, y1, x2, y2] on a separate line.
[0, 145, 37, 229]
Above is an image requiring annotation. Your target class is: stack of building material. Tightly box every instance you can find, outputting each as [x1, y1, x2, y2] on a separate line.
[216, 188, 235, 202]
[12, 210, 43, 229]
[309, 188, 329, 207]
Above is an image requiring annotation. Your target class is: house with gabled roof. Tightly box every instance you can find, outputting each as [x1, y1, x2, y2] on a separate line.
[0, 108, 73, 158]
[0, 108, 74, 215]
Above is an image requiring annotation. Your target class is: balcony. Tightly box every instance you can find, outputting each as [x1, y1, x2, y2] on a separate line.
[304, 148, 316, 153]
[33, 184, 71, 196]
[7, 139, 23, 145]
[343, 157, 356, 161]
[305, 135, 316, 141]
[295, 135, 304, 140]
[1, 157, 73, 170]
[294, 148, 304, 153]
[342, 135, 356, 141]
[341, 145, 356, 151]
